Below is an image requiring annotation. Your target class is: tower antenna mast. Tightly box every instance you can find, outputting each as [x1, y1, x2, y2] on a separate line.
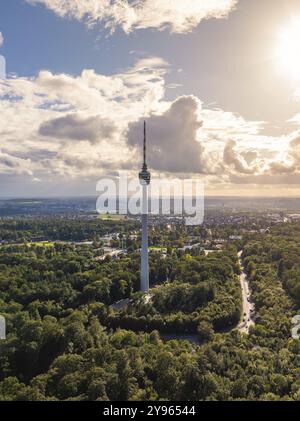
[143, 121, 147, 170]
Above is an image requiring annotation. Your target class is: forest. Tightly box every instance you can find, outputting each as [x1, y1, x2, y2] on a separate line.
[109, 249, 241, 334]
[0, 219, 299, 401]
[0, 218, 138, 242]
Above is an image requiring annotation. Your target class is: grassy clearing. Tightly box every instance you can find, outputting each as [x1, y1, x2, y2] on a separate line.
[98, 214, 126, 221]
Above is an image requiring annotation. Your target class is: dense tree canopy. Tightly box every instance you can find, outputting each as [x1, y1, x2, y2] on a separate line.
[0, 218, 299, 401]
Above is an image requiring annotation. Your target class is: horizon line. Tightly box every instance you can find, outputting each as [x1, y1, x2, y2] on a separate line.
[2, 195, 300, 200]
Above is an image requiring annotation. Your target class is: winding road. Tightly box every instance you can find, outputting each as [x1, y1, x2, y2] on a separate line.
[237, 251, 255, 334]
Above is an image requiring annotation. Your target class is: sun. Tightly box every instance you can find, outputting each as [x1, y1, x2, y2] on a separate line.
[276, 18, 300, 80]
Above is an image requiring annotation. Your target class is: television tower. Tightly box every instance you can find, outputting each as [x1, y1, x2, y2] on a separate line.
[139, 121, 151, 292]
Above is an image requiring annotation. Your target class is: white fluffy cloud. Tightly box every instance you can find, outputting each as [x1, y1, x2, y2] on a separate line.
[26, 0, 238, 33]
[1, 55, 298, 195]
[0, 57, 168, 180]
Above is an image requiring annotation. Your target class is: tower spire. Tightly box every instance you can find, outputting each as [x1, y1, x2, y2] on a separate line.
[143, 120, 147, 171]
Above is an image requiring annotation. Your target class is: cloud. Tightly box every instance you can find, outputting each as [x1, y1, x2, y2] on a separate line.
[1, 54, 299, 194]
[39, 114, 117, 143]
[127, 95, 204, 173]
[268, 132, 300, 175]
[223, 132, 300, 187]
[0, 57, 168, 181]
[26, 0, 238, 34]
[268, 160, 295, 175]
[0, 32, 4, 48]
[223, 139, 258, 174]
[229, 173, 300, 186]
[0, 150, 33, 175]
[241, 150, 258, 165]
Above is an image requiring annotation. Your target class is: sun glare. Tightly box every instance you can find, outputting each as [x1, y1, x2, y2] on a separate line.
[276, 18, 300, 80]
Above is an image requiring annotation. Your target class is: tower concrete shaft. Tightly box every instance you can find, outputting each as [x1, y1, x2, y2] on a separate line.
[141, 185, 149, 292]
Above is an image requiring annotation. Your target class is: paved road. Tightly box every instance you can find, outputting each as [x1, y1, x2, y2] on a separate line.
[237, 251, 255, 334]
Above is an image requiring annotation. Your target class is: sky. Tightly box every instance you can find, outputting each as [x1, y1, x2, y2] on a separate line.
[1, 0, 300, 196]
